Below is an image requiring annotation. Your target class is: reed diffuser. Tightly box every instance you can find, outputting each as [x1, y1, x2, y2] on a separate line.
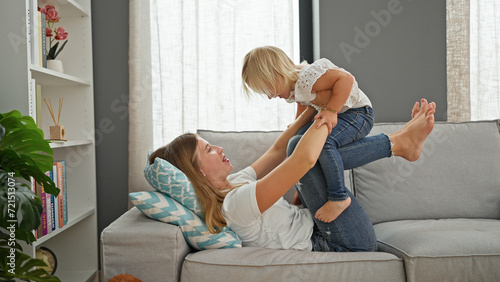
[44, 97, 66, 140]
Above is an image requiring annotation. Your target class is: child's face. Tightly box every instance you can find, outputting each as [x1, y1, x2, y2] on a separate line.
[266, 77, 291, 100]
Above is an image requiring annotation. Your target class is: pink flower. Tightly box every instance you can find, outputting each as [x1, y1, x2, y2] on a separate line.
[46, 27, 53, 37]
[41, 5, 69, 60]
[54, 27, 68, 40]
[40, 5, 60, 23]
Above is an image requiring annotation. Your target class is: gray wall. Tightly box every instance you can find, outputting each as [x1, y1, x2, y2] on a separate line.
[91, 0, 129, 259]
[318, 0, 447, 122]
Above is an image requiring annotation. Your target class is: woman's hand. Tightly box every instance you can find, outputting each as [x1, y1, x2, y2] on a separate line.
[315, 109, 338, 134]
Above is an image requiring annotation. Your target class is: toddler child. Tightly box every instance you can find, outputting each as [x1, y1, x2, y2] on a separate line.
[242, 46, 374, 223]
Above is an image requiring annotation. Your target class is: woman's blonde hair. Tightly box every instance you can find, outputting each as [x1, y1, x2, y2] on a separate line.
[242, 46, 300, 97]
[149, 133, 230, 233]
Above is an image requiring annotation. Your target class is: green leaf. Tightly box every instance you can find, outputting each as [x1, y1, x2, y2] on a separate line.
[0, 110, 57, 197]
[53, 40, 68, 59]
[0, 248, 61, 281]
[0, 171, 43, 241]
[0, 107, 60, 282]
[47, 42, 59, 60]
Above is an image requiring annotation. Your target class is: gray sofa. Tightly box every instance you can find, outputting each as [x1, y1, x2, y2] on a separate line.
[101, 120, 500, 282]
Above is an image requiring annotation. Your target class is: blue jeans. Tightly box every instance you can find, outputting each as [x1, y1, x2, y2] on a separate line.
[287, 129, 392, 252]
[315, 107, 374, 202]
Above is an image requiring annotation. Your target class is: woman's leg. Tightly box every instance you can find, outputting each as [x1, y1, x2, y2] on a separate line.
[314, 108, 374, 222]
[319, 107, 374, 199]
[287, 134, 382, 251]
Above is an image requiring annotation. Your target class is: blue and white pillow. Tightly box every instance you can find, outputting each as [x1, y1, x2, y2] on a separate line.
[144, 152, 202, 216]
[130, 191, 242, 250]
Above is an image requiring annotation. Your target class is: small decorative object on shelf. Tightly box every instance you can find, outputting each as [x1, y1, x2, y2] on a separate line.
[44, 98, 66, 141]
[40, 4, 68, 72]
[46, 59, 64, 73]
[36, 246, 58, 275]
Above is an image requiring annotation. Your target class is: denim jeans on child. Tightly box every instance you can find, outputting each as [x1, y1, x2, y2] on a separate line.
[287, 124, 392, 252]
[300, 106, 375, 202]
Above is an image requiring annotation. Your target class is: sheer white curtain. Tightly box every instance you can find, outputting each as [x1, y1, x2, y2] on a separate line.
[470, 0, 500, 121]
[129, 0, 299, 195]
[447, 0, 500, 121]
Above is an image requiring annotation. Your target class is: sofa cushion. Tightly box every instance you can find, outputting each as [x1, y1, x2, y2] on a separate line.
[144, 152, 202, 216]
[374, 218, 500, 282]
[130, 191, 241, 250]
[182, 247, 405, 282]
[353, 120, 500, 224]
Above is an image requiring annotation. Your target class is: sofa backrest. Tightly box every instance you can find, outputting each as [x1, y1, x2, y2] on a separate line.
[197, 129, 351, 205]
[197, 130, 283, 173]
[352, 120, 500, 224]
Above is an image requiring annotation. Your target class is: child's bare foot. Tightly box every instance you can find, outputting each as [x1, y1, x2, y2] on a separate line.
[406, 99, 436, 129]
[389, 100, 435, 161]
[315, 197, 351, 223]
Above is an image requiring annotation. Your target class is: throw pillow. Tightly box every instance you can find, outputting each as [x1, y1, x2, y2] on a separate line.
[144, 152, 202, 216]
[130, 191, 242, 250]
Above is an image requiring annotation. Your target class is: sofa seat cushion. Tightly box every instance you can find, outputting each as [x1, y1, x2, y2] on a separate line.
[181, 247, 405, 282]
[374, 219, 500, 282]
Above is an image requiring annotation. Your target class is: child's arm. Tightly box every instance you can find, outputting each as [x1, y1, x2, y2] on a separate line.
[312, 69, 354, 132]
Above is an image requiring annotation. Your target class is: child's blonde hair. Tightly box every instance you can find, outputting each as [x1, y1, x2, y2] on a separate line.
[242, 46, 300, 97]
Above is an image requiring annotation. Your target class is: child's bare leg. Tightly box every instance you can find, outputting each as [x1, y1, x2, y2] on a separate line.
[315, 197, 351, 223]
[389, 99, 435, 161]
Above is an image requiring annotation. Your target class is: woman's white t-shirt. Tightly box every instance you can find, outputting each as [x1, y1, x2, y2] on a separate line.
[222, 167, 315, 251]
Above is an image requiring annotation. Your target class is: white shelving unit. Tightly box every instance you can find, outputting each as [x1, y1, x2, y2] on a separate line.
[0, 0, 97, 281]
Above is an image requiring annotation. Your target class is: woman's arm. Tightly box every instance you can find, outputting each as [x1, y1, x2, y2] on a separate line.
[251, 111, 330, 213]
[251, 106, 316, 179]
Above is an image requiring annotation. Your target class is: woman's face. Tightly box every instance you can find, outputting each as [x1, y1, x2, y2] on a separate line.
[195, 137, 233, 187]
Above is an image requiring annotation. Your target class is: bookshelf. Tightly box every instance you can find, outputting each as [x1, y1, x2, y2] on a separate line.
[0, 0, 97, 281]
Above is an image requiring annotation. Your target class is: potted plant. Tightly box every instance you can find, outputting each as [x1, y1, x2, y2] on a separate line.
[0, 110, 60, 281]
[40, 5, 69, 73]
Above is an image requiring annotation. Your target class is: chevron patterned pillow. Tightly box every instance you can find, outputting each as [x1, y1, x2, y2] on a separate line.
[144, 152, 202, 216]
[130, 191, 241, 250]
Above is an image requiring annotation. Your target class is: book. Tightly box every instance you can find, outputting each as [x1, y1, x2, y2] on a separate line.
[35, 84, 42, 127]
[29, 0, 39, 66]
[54, 161, 66, 228]
[37, 11, 43, 67]
[62, 161, 68, 225]
[52, 164, 58, 231]
[33, 180, 45, 239]
[45, 171, 52, 234]
[36, 182, 48, 237]
[40, 12, 47, 68]
[28, 79, 36, 120]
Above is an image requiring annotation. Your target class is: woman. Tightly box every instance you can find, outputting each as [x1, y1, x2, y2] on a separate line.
[149, 98, 436, 252]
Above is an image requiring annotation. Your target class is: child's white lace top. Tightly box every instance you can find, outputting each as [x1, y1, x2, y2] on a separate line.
[286, 58, 372, 113]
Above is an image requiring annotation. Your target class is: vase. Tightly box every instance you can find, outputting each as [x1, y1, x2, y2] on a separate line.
[47, 59, 64, 73]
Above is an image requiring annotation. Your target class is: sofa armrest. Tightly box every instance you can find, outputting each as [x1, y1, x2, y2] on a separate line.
[101, 207, 192, 282]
